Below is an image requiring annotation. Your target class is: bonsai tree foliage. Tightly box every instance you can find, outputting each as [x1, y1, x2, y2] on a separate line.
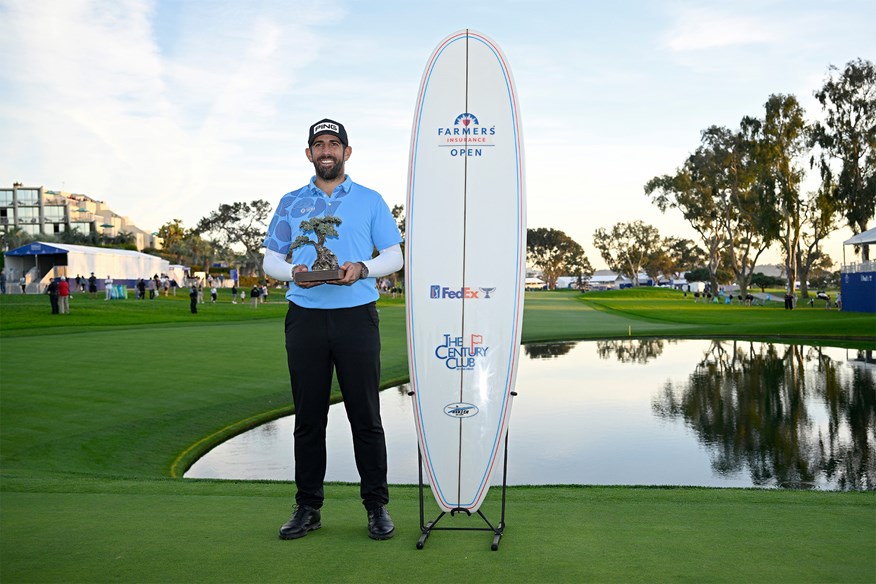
[291, 215, 343, 271]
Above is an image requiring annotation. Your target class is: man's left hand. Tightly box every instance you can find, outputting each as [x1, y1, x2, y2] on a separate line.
[334, 261, 366, 286]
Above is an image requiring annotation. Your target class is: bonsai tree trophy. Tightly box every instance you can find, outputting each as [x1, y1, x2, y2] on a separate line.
[289, 215, 345, 283]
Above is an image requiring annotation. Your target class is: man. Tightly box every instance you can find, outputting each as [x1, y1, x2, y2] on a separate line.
[263, 118, 403, 541]
[47, 277, 60, 314]
[105, 275, 113, 300]
[88, 273, 97, 298]
[189, 282, 198, 314]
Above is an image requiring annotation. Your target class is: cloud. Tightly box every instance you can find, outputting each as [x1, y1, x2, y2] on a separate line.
[0, 0, 341, 229]
[662, 6, 780, 52]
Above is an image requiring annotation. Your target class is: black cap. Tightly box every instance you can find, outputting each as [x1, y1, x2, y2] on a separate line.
[308, 119, 348, 147]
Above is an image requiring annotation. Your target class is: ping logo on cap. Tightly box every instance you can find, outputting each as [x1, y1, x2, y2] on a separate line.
[313, 122, 339, 134]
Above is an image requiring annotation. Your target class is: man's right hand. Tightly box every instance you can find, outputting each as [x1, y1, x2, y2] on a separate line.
[292, 264, 324, 288]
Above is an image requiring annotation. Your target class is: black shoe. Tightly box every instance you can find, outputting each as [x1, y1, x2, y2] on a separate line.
[279, 505, 321, 540]
[367, 506, 395, 540]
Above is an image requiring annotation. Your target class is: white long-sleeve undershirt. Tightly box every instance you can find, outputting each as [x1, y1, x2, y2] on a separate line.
[262, 244, 403, 282]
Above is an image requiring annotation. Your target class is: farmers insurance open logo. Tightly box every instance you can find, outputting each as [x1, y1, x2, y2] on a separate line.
[437, 112, 496, 158]
[434, 333, 489, 371]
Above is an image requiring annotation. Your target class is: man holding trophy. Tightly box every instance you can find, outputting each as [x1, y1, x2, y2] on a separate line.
[263, 119, 403, 541]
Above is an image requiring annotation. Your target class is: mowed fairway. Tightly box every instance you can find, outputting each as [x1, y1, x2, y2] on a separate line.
[1, 290, 874, 583]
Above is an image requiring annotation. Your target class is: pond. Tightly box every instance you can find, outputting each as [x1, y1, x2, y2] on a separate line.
[185, 340, 875, 490]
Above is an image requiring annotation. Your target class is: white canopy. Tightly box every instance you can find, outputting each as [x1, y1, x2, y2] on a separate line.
[843, 226, 876, 246]
[4, 241, 169, 285]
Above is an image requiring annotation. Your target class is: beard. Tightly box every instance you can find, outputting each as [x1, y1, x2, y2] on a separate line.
[313, 156, 344, 181]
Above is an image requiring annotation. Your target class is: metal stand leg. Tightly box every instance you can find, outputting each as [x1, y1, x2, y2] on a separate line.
[416, 425, 511, 551]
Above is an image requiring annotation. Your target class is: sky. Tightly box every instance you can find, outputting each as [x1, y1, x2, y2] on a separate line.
[1, 0, 874, 270]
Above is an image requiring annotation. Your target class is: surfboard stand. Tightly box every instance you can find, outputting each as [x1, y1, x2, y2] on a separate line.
[415, 421, 512, 551]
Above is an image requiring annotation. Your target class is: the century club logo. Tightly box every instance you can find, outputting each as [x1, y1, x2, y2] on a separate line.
[434, 333, 489, 371]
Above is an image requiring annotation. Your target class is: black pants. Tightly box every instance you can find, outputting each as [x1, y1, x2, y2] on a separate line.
[285, 301, 388, 510]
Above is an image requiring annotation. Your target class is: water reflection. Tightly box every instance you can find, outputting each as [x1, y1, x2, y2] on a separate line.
[185, 341, 875, 490]
[653, 342, 875, 490]
[523, 342, 575, 359]
[596, 338, 674, 364]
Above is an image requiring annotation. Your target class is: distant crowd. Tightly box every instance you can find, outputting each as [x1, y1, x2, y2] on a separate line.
[686, 287, 840, 310]
[11, 268, 404, 316]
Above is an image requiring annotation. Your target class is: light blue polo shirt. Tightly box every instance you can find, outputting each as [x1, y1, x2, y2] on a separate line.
[264, 175, 402, 309]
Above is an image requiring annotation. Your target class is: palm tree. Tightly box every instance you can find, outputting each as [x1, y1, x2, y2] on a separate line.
[0, 227, 31, 252]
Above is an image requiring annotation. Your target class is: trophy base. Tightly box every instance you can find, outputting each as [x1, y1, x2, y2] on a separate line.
[294, 268, 345, 284]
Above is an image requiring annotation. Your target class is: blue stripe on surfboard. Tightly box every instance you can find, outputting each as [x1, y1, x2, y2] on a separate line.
[408, 30, 525, 510]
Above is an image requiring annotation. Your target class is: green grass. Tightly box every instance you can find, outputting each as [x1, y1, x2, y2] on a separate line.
[2, 477, 872, 583]
[1, 290, 874, 583]
[578, 288, 875, 342]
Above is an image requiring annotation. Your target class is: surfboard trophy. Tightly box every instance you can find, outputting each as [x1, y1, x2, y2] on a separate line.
[290, 216, 346, 283]
[406, 29, 526, 551]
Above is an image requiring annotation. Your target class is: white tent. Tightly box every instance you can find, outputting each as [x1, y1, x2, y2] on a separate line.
[4, 241, 169, 293]
[843, 226, 876, 246]
[524, 277, 546, 290]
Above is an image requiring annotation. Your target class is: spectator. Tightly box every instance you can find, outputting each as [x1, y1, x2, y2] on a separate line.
[189, 283, 198, 314]
[58, 277, 70, 314]
[47, 277, 60, 314]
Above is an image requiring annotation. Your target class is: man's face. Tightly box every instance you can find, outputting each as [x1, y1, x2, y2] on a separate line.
[306, 136, 350, 181]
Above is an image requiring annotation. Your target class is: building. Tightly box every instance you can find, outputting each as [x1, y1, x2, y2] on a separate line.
[587, 270, 632, 290]
[840, 227, 876, 313]
[0, 182, 160, 251]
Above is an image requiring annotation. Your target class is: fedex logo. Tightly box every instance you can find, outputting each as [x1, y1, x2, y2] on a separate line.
[429, 285, 495, 299]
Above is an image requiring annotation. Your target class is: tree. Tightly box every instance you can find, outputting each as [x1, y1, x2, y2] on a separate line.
[390, 205, 405, 285]
[157, 219, 187, 250]
[593, 220, 660, 286]
[747, 94, 808, 296]
[391, 204, 405, 241]
[811, 58, 876, 259]
[645, 156, 727, 294]
[684, 267, 710, 283]
[176, 231, 222, 270]
[565, 247, 595, 290]
[526, 227, 591, 290]
[196, 200, 272, 277]
[808, 262, 839, 290]
[646, 124, 777, 296]
[665, 237, 708, 276]
[795, 187, 839, 298]
[642, 236, 705, 286]
[0, 226, 31, 251]
[291, 216, 343, 271]
[704, 124, 776, 296]
[750, 272, 785, 293]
